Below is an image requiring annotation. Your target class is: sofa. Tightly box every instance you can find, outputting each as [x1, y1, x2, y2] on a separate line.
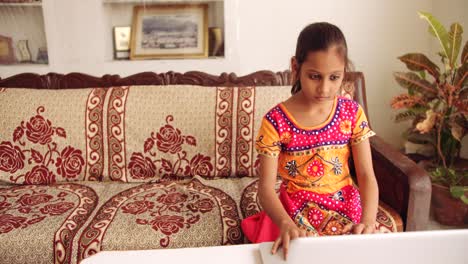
[0, 70, 431, 264]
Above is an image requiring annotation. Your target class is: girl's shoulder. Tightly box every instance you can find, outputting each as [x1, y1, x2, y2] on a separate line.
[336, 96, 362, 115]
[337, 96, 359, 106]
[263, 103, 286, 123]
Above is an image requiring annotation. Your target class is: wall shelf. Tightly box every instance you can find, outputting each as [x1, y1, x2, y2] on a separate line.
[0, 1, 48, 65]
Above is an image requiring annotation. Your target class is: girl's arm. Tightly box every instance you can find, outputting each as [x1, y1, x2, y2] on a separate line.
[257, 155, 306, 260]
[349, 138, 379, 234]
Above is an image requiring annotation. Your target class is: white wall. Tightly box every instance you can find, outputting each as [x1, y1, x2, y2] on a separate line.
[1, 0, 467, 154]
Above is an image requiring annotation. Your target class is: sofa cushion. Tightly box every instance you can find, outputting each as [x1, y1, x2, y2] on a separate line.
[0, 176, 402, 264]
[0, 183, 98, 264]
[1, 82, 357, 184]
[0, 88, 104, 184]
[120, 85, 293, 182]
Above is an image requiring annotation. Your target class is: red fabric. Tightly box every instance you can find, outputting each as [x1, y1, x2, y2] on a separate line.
[241, 211, 279, 243]
[242, 184, 362, 242]
[241, 186, 291, 243]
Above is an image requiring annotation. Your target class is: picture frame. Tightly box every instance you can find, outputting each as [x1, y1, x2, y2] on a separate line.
[0, 35, 16, 64]
[113, 26, 131, 60]
[16, 39, 32, 62]
[130, 4, 208, 60]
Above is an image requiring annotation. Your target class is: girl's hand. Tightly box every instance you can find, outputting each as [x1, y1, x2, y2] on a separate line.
[343, 222, 377, 234]
[271, 221, 313, 260]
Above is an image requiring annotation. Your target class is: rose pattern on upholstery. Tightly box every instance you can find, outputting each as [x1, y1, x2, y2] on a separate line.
[0, 183, 98, 264]
[128, 115, 214, 181]
[239, 179, 402, 233]
[121, 187, 215, 246]
[77, 178, 242, 262]
[1, 107, 85, 184]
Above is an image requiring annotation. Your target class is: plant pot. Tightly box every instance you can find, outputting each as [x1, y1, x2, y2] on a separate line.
[403, 140, 434, 157]
[431, 183, 468, 226]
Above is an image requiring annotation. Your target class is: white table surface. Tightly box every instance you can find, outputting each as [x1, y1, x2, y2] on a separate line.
[81, 243, 262, 264]
[81, 229, 468, 264]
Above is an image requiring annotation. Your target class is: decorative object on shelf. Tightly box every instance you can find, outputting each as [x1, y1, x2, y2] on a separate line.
[0, 0, 41, 3]
[130, 4, 208, 60]
[0, 35, 16, 64]
[391, 12, 467, 225]
[16, 39, 32, 62]
[208, 27, 223, 57]
[113, 26, 131, 60]
[36, 46, 48, 64]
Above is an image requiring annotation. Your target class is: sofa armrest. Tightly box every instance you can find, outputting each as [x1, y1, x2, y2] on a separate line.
[369, 136, 431, 231]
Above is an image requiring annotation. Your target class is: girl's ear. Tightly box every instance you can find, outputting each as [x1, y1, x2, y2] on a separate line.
[290, 56, 299, 83]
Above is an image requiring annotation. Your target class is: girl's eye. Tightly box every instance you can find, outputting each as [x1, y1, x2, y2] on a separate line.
[308, 74, 321, 80]
[330, 75, 341, 81]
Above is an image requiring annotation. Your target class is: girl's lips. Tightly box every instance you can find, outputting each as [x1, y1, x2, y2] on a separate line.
[315, 96, 331, 100]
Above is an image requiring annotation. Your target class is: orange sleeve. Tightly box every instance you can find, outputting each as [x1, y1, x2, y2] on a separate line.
[255, 117, 281, 157]
[350, 104, 376, 146]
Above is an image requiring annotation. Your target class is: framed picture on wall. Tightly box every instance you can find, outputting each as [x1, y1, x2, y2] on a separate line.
[113, 26, 131, 59]
[130, 4, 208, 60]
[0, 35, 16, 64]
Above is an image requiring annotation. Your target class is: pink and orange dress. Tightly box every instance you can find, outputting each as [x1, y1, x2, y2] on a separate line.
[241, 96, 375, 242]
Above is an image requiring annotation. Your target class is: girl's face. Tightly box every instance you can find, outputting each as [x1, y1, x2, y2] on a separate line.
[292, 47, 345, 104]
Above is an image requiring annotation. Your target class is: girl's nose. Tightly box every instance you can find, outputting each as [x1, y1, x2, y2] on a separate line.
[318, 79, 330, 94]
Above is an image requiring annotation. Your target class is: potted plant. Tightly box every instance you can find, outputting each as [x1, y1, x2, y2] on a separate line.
[391, 12, 468, 225]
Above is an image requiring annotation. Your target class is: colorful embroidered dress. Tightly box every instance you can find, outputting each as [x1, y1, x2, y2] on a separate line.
[241, 96, 375, 242]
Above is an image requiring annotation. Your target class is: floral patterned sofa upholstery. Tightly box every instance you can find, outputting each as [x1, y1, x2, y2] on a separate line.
[0, 71, 430, 264]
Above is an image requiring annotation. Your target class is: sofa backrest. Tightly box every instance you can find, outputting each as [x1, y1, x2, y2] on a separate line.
[0, 71, 366, 184]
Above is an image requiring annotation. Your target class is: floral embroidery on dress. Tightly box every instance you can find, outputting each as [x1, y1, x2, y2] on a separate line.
[339, 120, 352, 135]
[323, 220, 343, 235]
[329, 190, 345, 202]
[360, 121, 368, 129]
[308, 208, 324, 228]
[285, 160, 299, 177]
[353, 121, 369, 137]
[330, 157, 343, 175]
[306, 160, 324, 177]
[280, 132, 292, 144]
[255, 135, 281, 155]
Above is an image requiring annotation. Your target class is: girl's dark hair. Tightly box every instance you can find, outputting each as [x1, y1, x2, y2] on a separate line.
[291, 22, 353, 94]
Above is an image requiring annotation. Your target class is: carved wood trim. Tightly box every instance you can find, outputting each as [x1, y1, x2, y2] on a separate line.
[0, 71, 293, 88]
[0, 70, 363, 89]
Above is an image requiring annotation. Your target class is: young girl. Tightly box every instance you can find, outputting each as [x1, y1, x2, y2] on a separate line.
[241, 22, 379, 259]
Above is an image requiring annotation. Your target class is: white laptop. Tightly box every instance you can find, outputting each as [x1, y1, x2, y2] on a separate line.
[259, 229, 468, 264]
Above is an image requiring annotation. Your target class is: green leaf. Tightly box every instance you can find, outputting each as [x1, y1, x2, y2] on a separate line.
[394, 72, 438, 96]
[398, 53, 440, 79]
[448, 23, 463, 67]
[418, 12, 450, 62]
[461, 195, 468, 205]
[450, 186, 465, 198]
[461, 40, 468, 64]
